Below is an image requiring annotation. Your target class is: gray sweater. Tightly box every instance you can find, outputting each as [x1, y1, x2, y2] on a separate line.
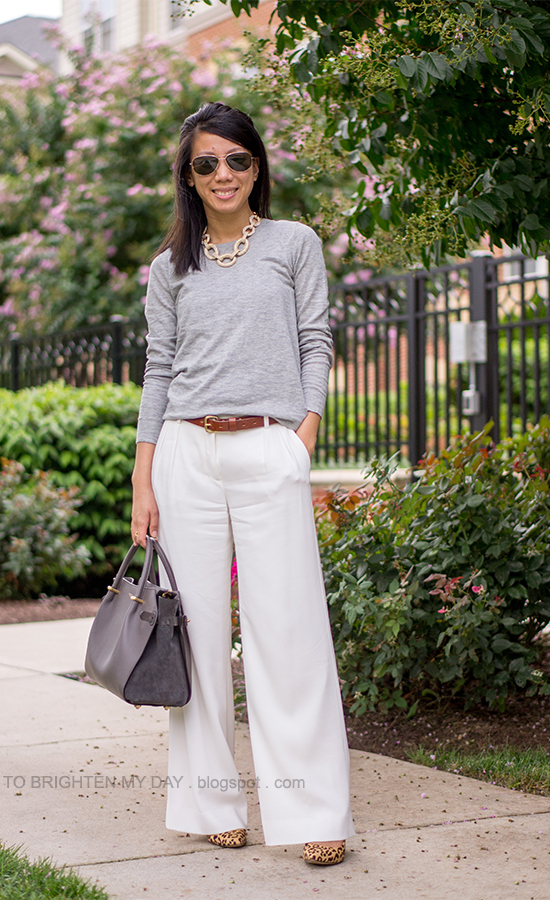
[136, 218, 333, 443]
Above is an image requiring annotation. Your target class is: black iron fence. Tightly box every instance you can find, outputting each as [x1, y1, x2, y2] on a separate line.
[316, 251, 549, 464]
[1, 252, 548, 465]
[0, 316, 146, 392]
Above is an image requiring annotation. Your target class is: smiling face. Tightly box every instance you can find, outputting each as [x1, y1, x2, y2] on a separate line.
[186, 131, 259, 233]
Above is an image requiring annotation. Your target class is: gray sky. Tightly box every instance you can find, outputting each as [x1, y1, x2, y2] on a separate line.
[0, 0, 62, 25]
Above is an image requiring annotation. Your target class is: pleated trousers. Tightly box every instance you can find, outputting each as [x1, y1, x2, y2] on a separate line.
[151, 418, 355, 845]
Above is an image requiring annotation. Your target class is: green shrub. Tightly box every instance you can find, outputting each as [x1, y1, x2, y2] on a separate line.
[0, 458, 89, 598]
[319, 418, 550, 714]
[0, 382, 140, 577]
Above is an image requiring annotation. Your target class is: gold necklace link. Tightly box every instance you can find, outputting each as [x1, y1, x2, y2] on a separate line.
[202, 214, 261, 268]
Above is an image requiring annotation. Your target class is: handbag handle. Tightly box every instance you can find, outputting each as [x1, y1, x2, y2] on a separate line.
[108, 536, 178, 599]
[147, 537, 178, 593]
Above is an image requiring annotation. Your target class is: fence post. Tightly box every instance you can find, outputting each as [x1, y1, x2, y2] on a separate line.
[407, 271, 426, 467]
[10, 333, 20, 392]
[110, 315, 124, 385]
[469, 252, 495, 437]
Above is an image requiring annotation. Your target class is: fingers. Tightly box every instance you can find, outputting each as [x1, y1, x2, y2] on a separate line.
[131, 483, 159, 547]
[149, 506, 159, 541]
[131, 507, 159, 547]
[132, 520, 147, 548]
[132, 518, 151, 548]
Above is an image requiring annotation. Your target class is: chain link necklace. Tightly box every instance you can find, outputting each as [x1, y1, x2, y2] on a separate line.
[202, 214, 261, 268]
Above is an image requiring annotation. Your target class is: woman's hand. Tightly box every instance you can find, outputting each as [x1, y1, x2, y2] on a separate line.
[131, 442, 158, 547]
[131, 484, 159, 548]
[295, 411, 321, 458]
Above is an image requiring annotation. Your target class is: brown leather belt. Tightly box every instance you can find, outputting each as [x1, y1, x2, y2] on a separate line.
[185, 415, 278, 433]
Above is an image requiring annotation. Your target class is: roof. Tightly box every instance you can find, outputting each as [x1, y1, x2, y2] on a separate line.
[0, 16, 58, 68]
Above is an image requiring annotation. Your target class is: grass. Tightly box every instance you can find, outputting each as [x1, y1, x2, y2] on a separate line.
[408, 746, 550, 796]
[0, 844, 110, 900]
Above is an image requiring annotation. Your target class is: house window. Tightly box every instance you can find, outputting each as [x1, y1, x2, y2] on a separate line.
[83, 25, 94, 54]
[102, 17, 113, 51]
[81, 0, 116, 53]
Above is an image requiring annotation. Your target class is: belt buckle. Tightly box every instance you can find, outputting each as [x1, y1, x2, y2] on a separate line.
[203, 415, 220, 433]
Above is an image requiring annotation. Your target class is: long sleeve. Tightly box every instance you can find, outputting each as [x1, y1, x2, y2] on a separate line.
[292, 227, 334, 416]
[136, 251, 177, 444]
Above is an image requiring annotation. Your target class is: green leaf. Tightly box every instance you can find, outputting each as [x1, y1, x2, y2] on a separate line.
[482, 42, 497, 65]
[521, 213, 541, 231]
[356, 207, 373, 234]
[492, 638, 513, 652]
[397, 55, 416, 79]
[425, 52, 452, 81]
[411, 56, 429, 92]
[457, 198, 497, 224]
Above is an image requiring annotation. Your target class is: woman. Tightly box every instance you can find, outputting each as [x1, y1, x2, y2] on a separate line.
[131, 101, 355, 865]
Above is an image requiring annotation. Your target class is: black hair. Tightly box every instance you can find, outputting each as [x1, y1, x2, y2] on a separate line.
[156, 102, 272, 274]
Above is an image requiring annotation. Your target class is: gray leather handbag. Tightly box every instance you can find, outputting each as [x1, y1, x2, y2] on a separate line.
[85, 536, 192, 708]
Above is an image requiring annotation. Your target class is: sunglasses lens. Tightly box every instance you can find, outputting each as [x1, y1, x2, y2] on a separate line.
[226, 153, 252, 172]
[192, 156, 218, 175]
[191, 153, 253, 175]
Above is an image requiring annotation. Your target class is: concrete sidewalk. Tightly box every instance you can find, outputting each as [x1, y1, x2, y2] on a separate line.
[0, 618, 549, 900]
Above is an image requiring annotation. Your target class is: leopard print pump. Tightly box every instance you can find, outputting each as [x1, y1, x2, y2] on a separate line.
[303, 841, 346, 866]
[207, 828, 247, 848]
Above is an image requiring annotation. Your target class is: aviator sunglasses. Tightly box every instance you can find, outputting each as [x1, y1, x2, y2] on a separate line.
[190, 151, 254, 176]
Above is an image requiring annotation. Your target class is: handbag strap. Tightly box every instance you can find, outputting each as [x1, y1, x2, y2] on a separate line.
[108, 540, 149, 593]
[148, 537, 178, 592]
[107, 536, 178, 600]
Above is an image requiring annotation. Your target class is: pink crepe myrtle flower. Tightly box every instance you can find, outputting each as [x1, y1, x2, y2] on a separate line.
[144, 77, 166, 94]
[327, 232, 349, 259]
[343, 272, 359, 285]
[472, 585, 483, 594]
[0, 298, 15, 316]
[191, 68, 217, 88]
[74, 137, 98, 151]
[136, 123, 157, 136]
[19, 72, 41, 89]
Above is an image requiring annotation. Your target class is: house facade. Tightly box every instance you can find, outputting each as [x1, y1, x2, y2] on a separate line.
[59, 0, 276, 72]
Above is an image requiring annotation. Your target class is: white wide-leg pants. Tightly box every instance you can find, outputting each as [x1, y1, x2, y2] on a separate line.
[151, 419, 355, 846]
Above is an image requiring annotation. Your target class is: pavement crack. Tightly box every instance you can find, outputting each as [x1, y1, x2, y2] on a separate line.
[75, 845, 263, 867]
[357, 809, 550, 834]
